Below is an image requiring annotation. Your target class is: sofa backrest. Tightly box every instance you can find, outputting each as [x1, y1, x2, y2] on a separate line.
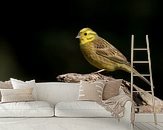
[36, 82, 80, 105]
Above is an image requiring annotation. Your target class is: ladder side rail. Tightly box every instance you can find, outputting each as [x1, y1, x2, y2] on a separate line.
[131, 35, 135, 125]
[146, 35, 157, 125]
[131, 35, 134, 100]
[146, 35, 154, 88]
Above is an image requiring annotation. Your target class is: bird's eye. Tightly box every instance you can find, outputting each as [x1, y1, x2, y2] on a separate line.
[84, 33, 87, 36]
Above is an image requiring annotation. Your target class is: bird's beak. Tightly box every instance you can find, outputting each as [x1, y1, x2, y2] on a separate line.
[76, 34, 80, 38]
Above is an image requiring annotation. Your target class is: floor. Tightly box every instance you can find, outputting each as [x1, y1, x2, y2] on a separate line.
[134, 122, 163, 130]
[134, 113, 163, 130]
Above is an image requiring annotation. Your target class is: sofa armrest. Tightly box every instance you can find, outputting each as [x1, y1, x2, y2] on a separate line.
[121, 101, 132, 122]
[117, 101, 133, 129]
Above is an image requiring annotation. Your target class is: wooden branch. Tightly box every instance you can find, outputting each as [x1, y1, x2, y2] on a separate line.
[57, 73, 163, 113]
[57, 73, 115, 82]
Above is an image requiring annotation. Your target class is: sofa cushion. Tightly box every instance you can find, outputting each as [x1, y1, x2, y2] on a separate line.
[10, 78, 38, 100]
[78, 80, 105, 102]
[0, 88, 34, 103]
[0, 81, 12, 89]
[0, 101, 54, 117]
[0, 81, 13, 101]
[55, 101, 112, 117]
[103, 79, 122, 100]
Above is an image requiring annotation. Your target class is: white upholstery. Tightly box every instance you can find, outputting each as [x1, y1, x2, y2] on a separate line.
[36, 82, 131, 120]
[55, 101, 113, 117]
[0, 117, 131, 130]
[0, 82, 132, 130]
[36, 82, 80, 105]
[0, 101, 54, 117]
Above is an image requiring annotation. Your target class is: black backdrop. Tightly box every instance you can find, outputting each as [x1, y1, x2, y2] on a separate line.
[0, 0, 163, 99]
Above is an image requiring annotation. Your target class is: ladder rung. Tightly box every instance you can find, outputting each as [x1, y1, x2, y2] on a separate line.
[133, 74, 150, 76]
[134, 106, 143, 108]
[132, 91, 152, 93]
[133, 61, 149, 63]
[133, 48, 147, 51]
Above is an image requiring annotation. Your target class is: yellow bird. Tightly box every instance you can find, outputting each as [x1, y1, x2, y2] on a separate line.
[76, 27, 151, 86]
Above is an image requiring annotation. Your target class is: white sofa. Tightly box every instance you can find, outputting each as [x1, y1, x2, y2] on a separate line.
[0, 82, 132, 130]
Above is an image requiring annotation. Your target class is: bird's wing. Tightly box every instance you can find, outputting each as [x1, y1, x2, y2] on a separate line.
[93, 37, 130, 65]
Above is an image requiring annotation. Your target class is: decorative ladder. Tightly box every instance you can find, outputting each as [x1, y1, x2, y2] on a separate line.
[130, 35, 157, 125]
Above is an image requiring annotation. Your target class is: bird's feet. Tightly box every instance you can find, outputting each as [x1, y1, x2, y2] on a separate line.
[92, 69, 105, 74]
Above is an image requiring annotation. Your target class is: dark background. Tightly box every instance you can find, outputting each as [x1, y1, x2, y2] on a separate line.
[0, 0, 163, 99]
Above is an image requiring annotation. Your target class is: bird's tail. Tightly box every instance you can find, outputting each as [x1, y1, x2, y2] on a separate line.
[122, 64, 152, 87]
[132, 68, 152, 87]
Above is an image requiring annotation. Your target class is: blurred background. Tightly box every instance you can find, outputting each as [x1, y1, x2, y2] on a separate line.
[0, 0, 163, 99]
